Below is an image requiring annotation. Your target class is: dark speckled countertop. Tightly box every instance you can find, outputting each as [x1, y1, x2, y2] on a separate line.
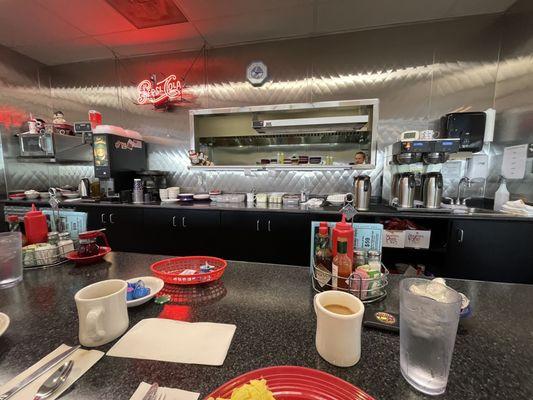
[0, 252, 532, 399]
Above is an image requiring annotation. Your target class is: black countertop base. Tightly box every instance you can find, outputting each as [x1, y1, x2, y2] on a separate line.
[3, 198, 532, 221]
[0, 252, 532, 399]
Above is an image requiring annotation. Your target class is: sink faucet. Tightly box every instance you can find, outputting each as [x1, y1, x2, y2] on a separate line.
[456, 177, 471, 205]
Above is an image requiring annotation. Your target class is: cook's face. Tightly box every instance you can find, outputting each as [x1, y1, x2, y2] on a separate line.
[355, 154, 365, 164]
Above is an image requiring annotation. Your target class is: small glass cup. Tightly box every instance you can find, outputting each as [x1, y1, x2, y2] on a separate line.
[400, 278, 461, 395]
[0, 232, 22, 288]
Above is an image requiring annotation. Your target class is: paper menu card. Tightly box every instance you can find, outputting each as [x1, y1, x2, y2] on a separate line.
[502, 144, 528, 179]
[107, 318, 236, 366]
[129, 382, 199, 400]
[0, 344, 103, 400]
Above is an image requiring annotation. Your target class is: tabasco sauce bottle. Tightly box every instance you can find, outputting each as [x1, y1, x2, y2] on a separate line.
[332, 237, 352, 290]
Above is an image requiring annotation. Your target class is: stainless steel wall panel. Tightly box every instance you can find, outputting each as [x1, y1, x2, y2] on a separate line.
[1, 6, 533, 201]
[429, 15, 501, 120]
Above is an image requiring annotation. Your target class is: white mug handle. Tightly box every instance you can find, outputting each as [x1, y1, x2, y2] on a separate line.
[86, 308, 105, 340]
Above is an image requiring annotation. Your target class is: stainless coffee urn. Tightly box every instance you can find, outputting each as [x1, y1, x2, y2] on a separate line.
[354, 175, 371, 211]
[398, 172, 416, 208]
[422, 172, 443, 208]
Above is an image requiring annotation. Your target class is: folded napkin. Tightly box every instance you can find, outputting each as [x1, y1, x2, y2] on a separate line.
[0, 344, 103, 400]
[107, 318, 236, 366]
[130, 382, 199, 400]
[501, 200, 533, 216]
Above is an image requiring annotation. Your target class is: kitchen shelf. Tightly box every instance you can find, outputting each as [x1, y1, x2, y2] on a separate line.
[188, 164, 373, 171]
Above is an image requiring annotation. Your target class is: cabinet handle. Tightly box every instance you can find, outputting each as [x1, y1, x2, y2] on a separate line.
[109, 213, 114, 224]
[182, 217, 186, 228]
[268, 220, 271, 232]
[256, 220, 260, 232]
[457, 229, 464, 243]
[172, 216, 176, 227]
[100, 213, 107, 224]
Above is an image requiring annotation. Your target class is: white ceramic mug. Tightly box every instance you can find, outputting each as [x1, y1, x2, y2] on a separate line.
[314, 290, 365, 367]
[75, 279, 129, 347]
[168, 187, 180, 199]
[159, 188, 169, 200]
[246, 193, 256, 203]
[256, 193, 268, 203]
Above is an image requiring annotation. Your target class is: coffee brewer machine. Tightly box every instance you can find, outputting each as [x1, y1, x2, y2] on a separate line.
[383, 134, 459, 210]
[137, 170, 169, 201]
[92, 125, 147, 199]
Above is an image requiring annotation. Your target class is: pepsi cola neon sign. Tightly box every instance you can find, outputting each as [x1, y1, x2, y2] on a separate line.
[137, 74, 182, 106]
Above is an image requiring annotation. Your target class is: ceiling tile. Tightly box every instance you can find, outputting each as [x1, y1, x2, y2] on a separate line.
[35, 0, 135, 35]
[175, 0, 312, 21]
[13, 37, 114, 65]
[0, 0, 85, 47]
[315, 0, 455, 34]
[95, 23, 203, 56]
[194, 5, 314, 46]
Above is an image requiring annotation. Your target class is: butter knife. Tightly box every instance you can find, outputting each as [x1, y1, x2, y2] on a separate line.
[0, 345, 80, 400]
[142, 383, 159, 400]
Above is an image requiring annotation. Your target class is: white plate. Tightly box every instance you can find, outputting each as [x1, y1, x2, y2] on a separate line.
[193, 194, 210, 200]
[0, 312, 10, 337]
[126, 276, 164, 308]
[62, 193, 79, 199]
[161, 198, 179, 203]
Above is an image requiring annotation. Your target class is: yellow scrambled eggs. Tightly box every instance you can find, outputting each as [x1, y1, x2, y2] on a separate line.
[208, 379, 275, 400]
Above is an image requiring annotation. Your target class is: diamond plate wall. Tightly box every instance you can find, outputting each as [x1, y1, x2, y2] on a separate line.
[1, 9, 533, 201]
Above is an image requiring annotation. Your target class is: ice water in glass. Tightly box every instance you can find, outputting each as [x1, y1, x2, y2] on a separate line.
[0, 232, 22, 288]
[400, 278, 461, 395]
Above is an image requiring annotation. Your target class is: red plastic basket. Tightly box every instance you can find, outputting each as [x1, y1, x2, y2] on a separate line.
[150, 256, 228, 285]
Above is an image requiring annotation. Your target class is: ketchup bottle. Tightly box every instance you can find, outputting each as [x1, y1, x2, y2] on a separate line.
[24, 204, 48, 244]
[331, 214, 354, 263]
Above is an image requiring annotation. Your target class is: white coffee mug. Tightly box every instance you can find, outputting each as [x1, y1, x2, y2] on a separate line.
[256, 193, 268, 203]
[246, 193, 256, 203]
[168, 187, 180, 199]
[314, 290, 365, 367]
[159, 188, 169, 200]
[75, 279, 129, 347]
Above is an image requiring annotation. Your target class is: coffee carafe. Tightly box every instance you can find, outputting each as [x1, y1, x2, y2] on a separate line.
[78, 178, 91, 198]
[353, 175, 371, 211]
[398, 173, 416, 208]
[423, 172, 443, 208]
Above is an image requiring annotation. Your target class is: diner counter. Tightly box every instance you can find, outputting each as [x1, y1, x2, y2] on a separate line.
[3, 198, 532, 221]
[0, 252, 532, 399]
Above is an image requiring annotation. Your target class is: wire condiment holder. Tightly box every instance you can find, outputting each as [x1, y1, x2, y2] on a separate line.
[312, 263, 389, 303]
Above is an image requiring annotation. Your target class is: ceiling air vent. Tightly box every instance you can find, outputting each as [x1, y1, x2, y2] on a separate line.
[106, 0, 188, 29]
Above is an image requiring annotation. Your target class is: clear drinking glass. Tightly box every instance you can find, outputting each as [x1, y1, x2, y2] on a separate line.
[400, 278, 461, 395]
[0, 232, 23, 288]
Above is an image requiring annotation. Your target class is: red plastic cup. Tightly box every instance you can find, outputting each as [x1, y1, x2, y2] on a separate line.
[88, 110, 102, 129]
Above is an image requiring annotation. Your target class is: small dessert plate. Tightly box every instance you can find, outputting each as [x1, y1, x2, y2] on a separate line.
[0, 312, 10, 337]
[126, 276, 164, 308]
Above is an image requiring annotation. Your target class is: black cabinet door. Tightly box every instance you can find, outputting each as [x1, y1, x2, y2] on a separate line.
[104, 208, 144, 252]
[220, 211, 310, 266]
[445, 219, 533, 283]
[74, 206, 144, 252]
[220, 211, 264, 262]
[142, 209, 176, 254]
[143, 208, 221, 256]
[262, 212, 310, 266]
[174, 210, 221, 256]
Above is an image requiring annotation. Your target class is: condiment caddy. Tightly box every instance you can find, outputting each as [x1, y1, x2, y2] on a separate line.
[311, 219, 388, 303]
